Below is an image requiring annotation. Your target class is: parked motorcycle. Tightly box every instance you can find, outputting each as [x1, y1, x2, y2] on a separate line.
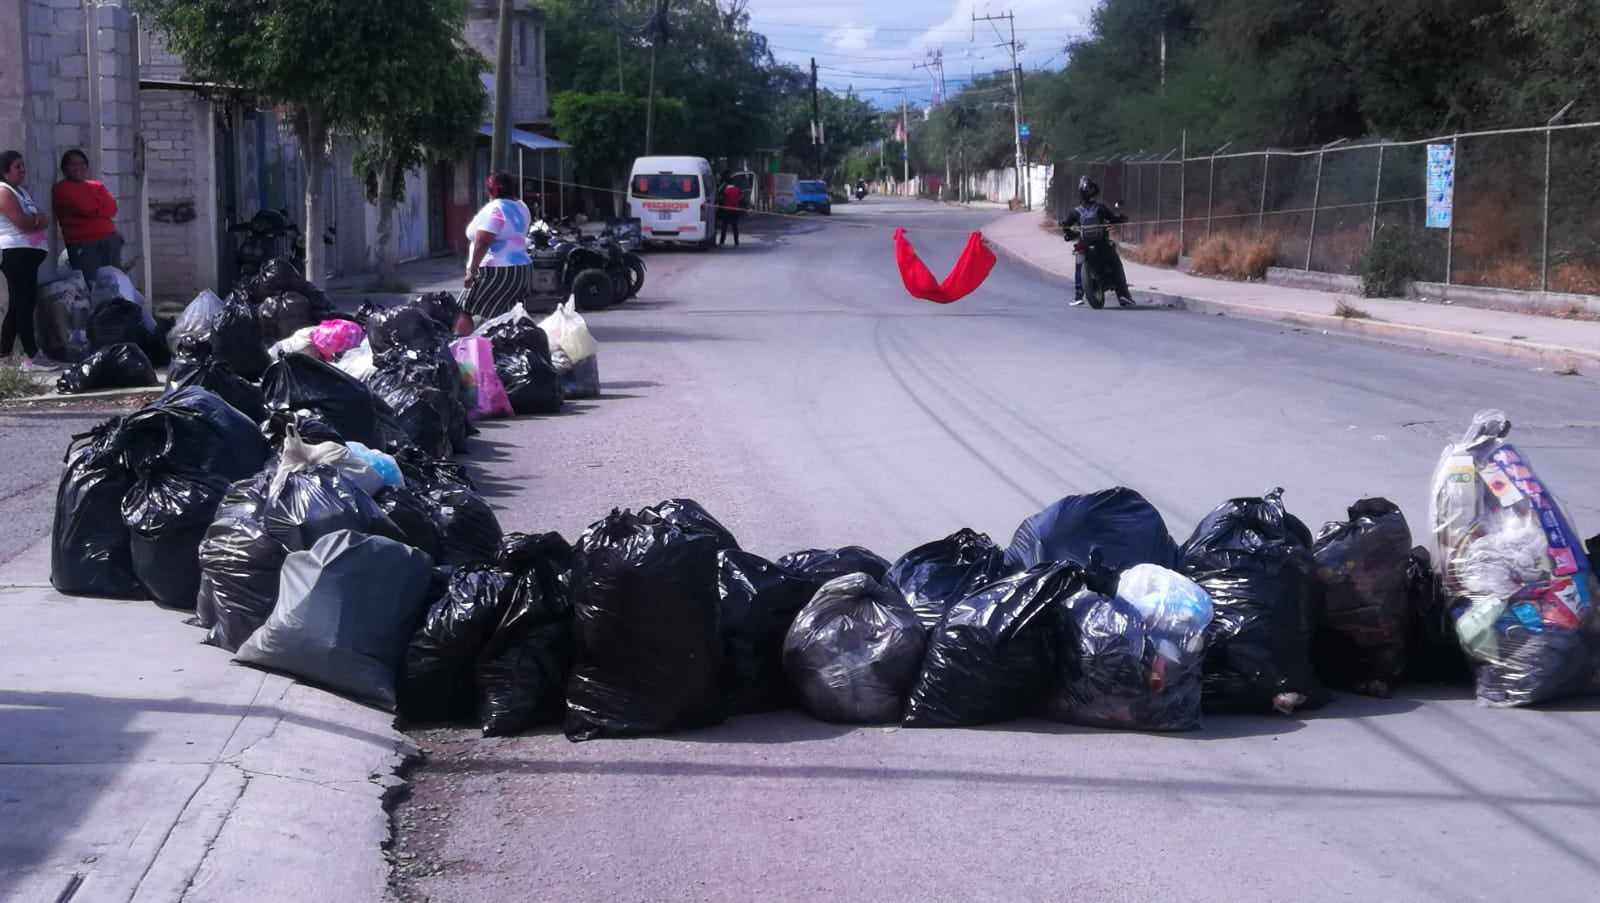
[527, 218, 619, 311]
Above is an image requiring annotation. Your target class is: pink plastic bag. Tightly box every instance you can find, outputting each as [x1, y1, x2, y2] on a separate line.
[309, 319, 365, 360]
[450, 336, 514, 420]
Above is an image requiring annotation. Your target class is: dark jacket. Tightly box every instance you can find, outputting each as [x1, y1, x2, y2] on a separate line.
[1060, 202, 1127, 243]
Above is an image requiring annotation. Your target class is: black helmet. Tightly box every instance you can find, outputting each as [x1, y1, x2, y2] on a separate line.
[1078, 176, 1100, 204]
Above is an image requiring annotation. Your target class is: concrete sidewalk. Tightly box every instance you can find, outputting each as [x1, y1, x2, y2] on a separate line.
[985, 211, 1600, 370]
[0, 540, 413, 902]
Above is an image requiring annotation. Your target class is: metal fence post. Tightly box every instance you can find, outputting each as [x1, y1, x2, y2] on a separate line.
[1155, 159, 1162, 238]
[1178, 131, 1187, 252]
[1444, 135, 1456, 286]
[1257, 153, 1269, 235]
[1541, 102, 1576, 292]
[1370, 142, 1384, 240]
[1206, 153, 1215, 239]
[1305, 139, 1345, 271]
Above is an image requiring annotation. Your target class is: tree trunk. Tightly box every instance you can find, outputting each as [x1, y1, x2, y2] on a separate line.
[300, 105, 330, 286]
[373, 154, 399, 285]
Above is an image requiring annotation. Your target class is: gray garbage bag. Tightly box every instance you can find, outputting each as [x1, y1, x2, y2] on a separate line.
[233, 530, 435, 710]
[782, 573, 927, 723]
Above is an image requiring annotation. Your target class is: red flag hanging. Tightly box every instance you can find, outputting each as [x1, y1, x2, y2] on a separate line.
[893, 228, 998, 304]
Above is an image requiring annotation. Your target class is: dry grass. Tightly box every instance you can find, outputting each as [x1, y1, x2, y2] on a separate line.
[1461, 259, 1540, 292]
[1334, 298, 1373, 319]
[1126, 232, 1182, 268]
[1191, 232, 1278, 281]
[1551, 262, 1600, 296]
[0, 363, 43, 402]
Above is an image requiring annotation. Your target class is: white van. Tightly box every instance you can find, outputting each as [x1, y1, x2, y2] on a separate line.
[626, 156, 716, 249]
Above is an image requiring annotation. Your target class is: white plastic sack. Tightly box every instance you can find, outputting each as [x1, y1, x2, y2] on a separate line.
[538, 298, 598, 365]
[90, 267, 155, 330]
[270, 429, 386, 499]
[334, 338, 376, 381]
[1114, 563, 1215, 662]
[37, 274, 93, 361]
[268, 326, 321, 361]
[169, 289, 226, 353]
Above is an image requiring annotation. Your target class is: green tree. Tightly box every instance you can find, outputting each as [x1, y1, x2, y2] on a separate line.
[551, 91, 686, 211]
[135, 0, 477, 284]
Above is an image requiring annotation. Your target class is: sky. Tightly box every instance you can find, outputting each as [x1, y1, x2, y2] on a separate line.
[744, 0, 1099, 108]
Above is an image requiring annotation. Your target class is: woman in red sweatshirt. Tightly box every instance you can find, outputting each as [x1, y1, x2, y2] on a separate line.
[52, 149, 123, 274]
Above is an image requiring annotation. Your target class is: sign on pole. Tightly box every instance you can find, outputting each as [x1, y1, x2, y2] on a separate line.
[1426, 143, 1454, 229]
[1019, 124, 1031, 139]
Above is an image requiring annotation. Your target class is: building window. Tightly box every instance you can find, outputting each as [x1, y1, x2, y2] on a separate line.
[518, 21, 528, 67]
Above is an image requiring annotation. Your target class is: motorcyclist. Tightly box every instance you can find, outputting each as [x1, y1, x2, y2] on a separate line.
[855, 179, 867, 199]
[1059, 176, 1134, 307]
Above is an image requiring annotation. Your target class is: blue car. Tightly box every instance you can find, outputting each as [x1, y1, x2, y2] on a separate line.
[795, 180, 832, 215]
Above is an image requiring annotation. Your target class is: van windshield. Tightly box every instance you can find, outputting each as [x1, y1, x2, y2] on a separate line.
[633, 174, 701, 199]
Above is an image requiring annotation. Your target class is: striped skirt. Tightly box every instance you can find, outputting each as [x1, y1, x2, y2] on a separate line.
[462, 264, 532, 320]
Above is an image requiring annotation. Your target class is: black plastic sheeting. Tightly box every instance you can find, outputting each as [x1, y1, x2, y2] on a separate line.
[1005, 487, 1179, 572]
[904, 562, 1080, 727]
[234, 530, 435, 711]
[55, 343, 158, 394]
[717, 550, 819, 714]
[401, 565, 513, 723]
[1181, 489, 1324, 715]
[477, 532, 576, 736]
[261, 354, 388, 448]
[886, 528, 1011, 631]
[640, 498, 740, 552]
[565, 510, 725, 741]
[783, 572, 926, 724]
[776, 546, 890, 583]
[51, 418, 143, 599]
[1311, 498, 1413, 695]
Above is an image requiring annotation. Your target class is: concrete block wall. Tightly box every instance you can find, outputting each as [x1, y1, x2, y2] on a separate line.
[140, 89, 201, 299]
[465, 0, 548, 127]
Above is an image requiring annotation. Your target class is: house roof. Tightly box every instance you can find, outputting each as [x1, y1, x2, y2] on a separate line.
[478, 124, 570, 151]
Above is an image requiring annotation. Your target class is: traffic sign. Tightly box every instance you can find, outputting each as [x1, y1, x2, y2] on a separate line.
[1019, 124, 1031, 139]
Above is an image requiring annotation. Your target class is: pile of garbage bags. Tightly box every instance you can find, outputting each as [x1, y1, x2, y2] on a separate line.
[50, 396, 1600, 740]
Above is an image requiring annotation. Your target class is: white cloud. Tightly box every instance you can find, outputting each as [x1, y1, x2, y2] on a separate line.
[825, 24, 876, 52]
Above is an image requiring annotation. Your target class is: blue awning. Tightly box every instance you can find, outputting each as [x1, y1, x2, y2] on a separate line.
[478, 124, 570, 151]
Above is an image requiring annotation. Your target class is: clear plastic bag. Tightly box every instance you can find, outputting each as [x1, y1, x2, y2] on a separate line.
[1430, 410, 1599, 706]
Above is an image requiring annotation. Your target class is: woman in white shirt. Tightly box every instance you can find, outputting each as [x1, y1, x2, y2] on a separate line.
[461, 171, 533, 323]
[0, 150, 55, 369]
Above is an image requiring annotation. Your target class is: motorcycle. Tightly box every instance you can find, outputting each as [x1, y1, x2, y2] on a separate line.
[526, 217, 619, 312]
[1061, 201, 1132, 310]
[855, 181, 867, 201]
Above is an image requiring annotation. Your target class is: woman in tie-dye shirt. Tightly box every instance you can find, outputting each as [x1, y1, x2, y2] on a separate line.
[461, 172, 533, 321]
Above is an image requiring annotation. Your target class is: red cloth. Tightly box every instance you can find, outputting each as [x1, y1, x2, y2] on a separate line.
[718, 184, 742, 211]
[893, 228, 997, 304]
[52, 179, 117, 244]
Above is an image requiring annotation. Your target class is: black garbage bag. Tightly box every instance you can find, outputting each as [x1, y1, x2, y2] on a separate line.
[256, 292, 315, 343]
[640, 498, 739, 551]
[198, 473, 282, 648]
[561, 355, 601, 399]
[1050, 564, 1214, 732]
[495, 351, 563, 416]
[261, 354, 386, 447]
[482, 314, 550, 358]
[365, 304, 447, 354]
[252, 257, 331, 313]
[55, 343, 158, 394]
[167, 357, 268, 426]
[886, 528, 1011, 630]
[51, 418, 144, 599]
[410, 291, 463, 331]
[1311, 499, 1413, 696]
[212, 295, 271, 380]
[377, 485, 444, 559]
[366, 348, 465, 458]
[428, 486, 503, 566]
[263, 466, 403, 552]
[776, 546, 890, 583]
[1005, 487, 1179, 572]
[166, 335, 212, 387]
[395, 446, 476, 494]
[783, 572, 926, 723]
[235, 530, 435, 710]
[122, 386, 270, 481]
[904, 562, 1079, 727]
[122, 468, 233, 610]
[399, 565, 513, 723]
[87, 299, 150, 351]
[564, 510, 725, 741]
[1181, 489, 1324, 715]
[478, 532, 576, 736]
[262, 408, 345, 448]
[717, 550, 819, 714]
[1404, 547, 1472, 683]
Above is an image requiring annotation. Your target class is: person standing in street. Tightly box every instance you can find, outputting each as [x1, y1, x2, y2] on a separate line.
[52, 149, 123, 275]
[460, 172, 533, 324]
[0, 150, 56, 369]
[717, 172, 743, 248]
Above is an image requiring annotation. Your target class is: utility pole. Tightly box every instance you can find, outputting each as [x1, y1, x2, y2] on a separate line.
[901, 89, 909, 196]
[914, 49, 948, 200]
[491, 0, 513, 173]
[644, 0, 670, 155]
[810, 58, 823, 179]
[974, 9, 1026, 209]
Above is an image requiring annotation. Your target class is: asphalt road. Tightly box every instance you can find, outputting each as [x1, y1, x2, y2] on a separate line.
[391, 198, 1600, 902]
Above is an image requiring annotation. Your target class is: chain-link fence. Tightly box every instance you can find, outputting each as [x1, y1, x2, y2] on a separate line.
[1049, 120, 1600, 293]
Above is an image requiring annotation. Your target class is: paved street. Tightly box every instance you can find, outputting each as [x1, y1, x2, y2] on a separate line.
[388, 198, 1600, 902]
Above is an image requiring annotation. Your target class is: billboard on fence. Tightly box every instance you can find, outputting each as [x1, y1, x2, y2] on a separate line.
[1426, 143, 1455, 229]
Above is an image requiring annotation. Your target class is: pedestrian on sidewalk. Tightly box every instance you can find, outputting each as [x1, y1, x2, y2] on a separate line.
[0, 150, 56, 370]
[717, 172, 742, 248]
[53, 149, 124, 275]
[461, 172, 533, 324]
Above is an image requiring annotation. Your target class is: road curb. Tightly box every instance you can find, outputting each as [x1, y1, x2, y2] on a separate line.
[988, 237, 1596, 372]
